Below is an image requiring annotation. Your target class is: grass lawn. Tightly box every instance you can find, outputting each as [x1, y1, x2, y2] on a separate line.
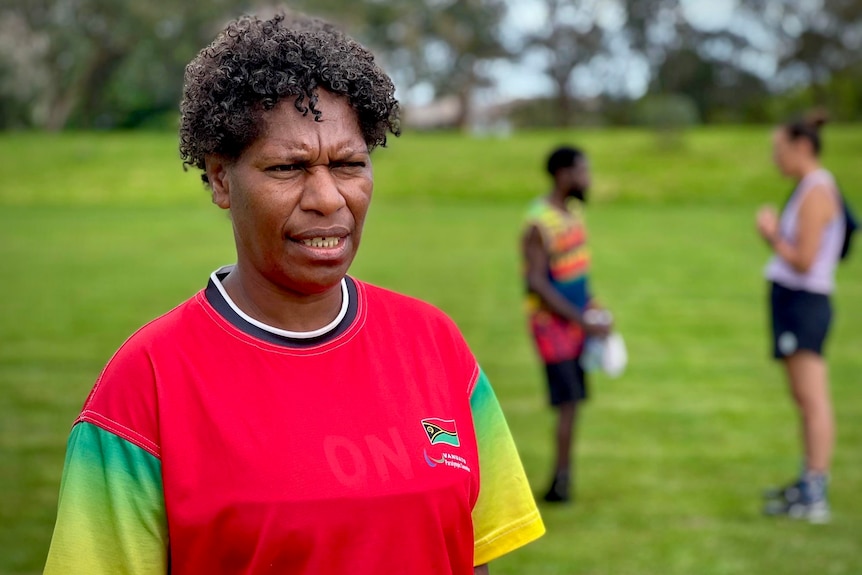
[1, 127, 861, 574]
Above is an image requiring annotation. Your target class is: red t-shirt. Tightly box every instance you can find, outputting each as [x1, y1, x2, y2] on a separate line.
[44, 269, 544, 574]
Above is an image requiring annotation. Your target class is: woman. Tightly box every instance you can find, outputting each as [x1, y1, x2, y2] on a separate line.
[44, 12, 544, 573]
[757, 113, 844, 523]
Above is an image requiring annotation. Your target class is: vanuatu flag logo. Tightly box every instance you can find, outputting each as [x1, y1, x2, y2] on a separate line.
[421, 418, 460, 447]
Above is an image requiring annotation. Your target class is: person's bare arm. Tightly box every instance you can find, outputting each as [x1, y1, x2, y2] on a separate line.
[474, 564, 489, 575]
[523, 225, 584, 324]
[759, 185, 837, 273]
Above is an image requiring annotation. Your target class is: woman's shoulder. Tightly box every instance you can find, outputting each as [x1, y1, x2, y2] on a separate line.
[355, 279, 473, 349]
[802, 168, 838, 192]
[357, 280, 456, 325]
[119, 293, 206, 350]
[77, 294, 204, 454]
[91, 293, 206, 390]
[355, 279, 478, 388]
[794, 169, 838, 208]
[794, 171, 842, 227]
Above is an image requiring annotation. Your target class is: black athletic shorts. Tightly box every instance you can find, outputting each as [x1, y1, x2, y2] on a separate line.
[770, 282, 832, 359]
[544, 357, 589, 406]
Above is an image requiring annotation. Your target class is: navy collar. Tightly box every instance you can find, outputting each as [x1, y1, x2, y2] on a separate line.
[204, 267, 359, 348]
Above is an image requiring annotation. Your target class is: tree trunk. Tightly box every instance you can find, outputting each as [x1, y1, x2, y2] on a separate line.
[455, 84, 472, 132]
[79, 51, 125, 127]
[554, 77, 571, 128]
[43, 47, 124, 131]
[44, 91, 78, 132]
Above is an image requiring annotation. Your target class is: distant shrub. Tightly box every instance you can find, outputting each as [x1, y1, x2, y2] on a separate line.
[124, 110, 180, 131]
[636, 93, 700, 149]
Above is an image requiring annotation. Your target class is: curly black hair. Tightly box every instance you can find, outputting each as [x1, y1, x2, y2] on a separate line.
[179, 12, 401, 184]
[546, 146, 585, 176]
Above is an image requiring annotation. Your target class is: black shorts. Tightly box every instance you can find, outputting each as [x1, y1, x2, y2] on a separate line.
[770, 282, 832, 359]
[544, 358, 589, 406]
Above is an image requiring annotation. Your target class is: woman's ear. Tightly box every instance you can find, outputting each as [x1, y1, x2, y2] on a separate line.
[205, 155, 231, 209]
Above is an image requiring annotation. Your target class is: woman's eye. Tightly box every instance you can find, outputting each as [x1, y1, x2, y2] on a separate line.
[332, 162, 366, 170]
[268, 164, 301, 172]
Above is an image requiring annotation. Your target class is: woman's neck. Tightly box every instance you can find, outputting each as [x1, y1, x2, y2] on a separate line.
[220, 265, 344, 333]
[797, 160, 822, 181]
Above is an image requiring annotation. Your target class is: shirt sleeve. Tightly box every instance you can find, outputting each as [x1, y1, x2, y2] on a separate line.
[44, 421, 168, 575]
[470, 367, 545, 565]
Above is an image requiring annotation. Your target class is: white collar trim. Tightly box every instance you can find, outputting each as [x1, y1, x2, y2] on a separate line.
[210, 265, 349, 340]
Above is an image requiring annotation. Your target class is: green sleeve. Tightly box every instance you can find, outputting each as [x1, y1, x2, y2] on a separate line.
[44, 422, 168, 574]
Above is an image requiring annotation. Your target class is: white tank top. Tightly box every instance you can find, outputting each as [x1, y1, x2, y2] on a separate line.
[765, 168, 844, 294]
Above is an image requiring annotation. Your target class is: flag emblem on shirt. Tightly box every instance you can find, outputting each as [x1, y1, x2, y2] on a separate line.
[421, 418, 460, 447]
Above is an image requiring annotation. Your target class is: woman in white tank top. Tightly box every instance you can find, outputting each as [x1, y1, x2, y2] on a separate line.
[755, 113, 842, 523]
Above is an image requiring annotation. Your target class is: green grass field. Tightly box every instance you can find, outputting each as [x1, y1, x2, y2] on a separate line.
[1, 127, 861, 574]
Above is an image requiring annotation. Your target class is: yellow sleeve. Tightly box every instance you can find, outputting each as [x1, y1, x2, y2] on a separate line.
[470, 368, 545, 565]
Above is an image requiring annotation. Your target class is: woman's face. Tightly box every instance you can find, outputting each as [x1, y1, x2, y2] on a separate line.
[771, 128, 806, 178]
[206, 90, 373, 297]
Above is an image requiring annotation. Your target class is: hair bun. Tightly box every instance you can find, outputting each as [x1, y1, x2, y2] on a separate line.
[806, 108, 829, 130]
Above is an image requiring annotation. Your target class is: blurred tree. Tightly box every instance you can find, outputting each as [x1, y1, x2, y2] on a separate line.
[620, 0, 765, 123]
[621, 0, 686, 74]
[619, 0, 862, 123]
[3, 0, 862, 130]
[0, 0, 246, 130]
[353, 0, 510, 130]
[0, 0, 510, 131]
[426, 0, 511, 129]
[0, 11, 50, 129]
[712, 0, 862, 119]
[635, 92, 698, 148]
[651, 47, 712, 121]
[511, 0, 862, 126]
[523, 0, 604, 127]
[649, 44, 775, 123]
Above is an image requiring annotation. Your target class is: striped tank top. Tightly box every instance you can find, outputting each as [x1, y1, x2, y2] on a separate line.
[524, 197, 591, 313]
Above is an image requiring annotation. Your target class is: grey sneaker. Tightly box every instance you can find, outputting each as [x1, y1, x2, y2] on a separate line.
[764, 495, 831, 523]
[763, 472, 830, 524]
[763, 479, 803, 502]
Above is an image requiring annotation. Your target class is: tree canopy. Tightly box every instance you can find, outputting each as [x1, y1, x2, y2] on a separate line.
[1, 0, 861, 130]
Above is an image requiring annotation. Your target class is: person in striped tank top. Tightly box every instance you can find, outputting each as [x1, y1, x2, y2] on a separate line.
[522, 146, 612, 503]
[756, 113, 844, 523]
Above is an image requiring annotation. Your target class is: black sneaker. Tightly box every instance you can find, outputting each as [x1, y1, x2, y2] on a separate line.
[542, 472, 571, 503]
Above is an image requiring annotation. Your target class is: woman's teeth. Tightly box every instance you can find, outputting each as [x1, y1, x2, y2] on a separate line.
[301, 237, 340, 248]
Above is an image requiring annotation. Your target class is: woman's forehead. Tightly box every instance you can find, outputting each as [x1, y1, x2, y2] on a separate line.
[254, 94, 365, 150]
